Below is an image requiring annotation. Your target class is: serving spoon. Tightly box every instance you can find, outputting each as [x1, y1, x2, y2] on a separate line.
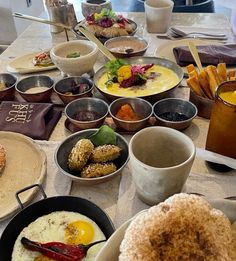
[13, 12, 116, 61]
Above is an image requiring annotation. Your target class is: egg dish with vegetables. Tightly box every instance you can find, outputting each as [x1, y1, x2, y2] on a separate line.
[96, 59, 180, 98]
[12, 211, 105, 261]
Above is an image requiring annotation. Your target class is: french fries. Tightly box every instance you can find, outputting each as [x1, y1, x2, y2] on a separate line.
[186, 63, 236, 100]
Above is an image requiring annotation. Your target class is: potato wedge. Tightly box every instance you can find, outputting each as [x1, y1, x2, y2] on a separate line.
[187, 76, 206, 97]
[198, 70, 213, 99]
[217, 63, 227, 83]
[206, 65, 220, 97]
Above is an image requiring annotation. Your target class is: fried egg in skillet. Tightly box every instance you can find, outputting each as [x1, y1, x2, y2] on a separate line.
[12, 211, 105, 261]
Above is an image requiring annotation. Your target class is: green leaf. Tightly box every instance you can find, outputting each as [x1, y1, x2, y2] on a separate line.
[66, 52, 80, 58]
[105, 59, 126, 79]
[88, 125, 117, 146]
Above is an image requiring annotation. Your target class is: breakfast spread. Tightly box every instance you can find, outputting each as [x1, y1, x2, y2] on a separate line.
[186, 62, 236, 101]
[119, 194, 236, 261]
[115, 104, 141, 121]
[11, 211, 105, 261]
[81, 8, 136, 38]
[97, 59, 179, 97]
[32, 51, 53, 67]
[67, 126, 122, 178]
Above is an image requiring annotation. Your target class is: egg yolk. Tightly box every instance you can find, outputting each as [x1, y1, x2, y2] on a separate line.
[64, 220, 94, 245]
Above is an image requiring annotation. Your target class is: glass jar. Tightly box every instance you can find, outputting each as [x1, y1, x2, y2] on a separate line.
[206, 81, 236, 159]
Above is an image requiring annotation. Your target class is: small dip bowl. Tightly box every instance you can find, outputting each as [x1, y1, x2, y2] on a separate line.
[54, 76, 94, 104]
[104, 36, 148, 58]
[16, 75, 53, 102]
[109, 97, 153, 132]
[65, 97, 109, 129]
[153, 98, 198, 130]
[0, 73, 17, 101]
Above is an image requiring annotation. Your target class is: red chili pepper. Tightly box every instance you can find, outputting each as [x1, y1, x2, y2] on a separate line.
[21, 237, 106, 261]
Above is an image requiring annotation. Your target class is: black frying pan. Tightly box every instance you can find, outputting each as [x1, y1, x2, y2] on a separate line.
[0, 184, 115, 260]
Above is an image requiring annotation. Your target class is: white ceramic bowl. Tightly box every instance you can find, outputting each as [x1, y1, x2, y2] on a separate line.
[50, 40, 99, 76]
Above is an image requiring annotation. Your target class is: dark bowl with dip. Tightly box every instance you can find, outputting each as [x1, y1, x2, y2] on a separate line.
[16, 75, 54, 102]
[153, 98, 198, 130]
[65, 97, 109, 130]
[0, 73, 17, 101]
[54, 76, 94, 104]
[104, 36, 148, 58]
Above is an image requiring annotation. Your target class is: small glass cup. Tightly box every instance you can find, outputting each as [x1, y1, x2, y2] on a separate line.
[206, 81, 236, 159]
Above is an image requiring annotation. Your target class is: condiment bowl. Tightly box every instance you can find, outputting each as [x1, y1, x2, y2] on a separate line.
[153, 98, 198, 130]
[109, 97, 153, 132]
[54, 129, 129, 184]
[54, 76, 94, 104]
[0, 73, 17, 101]
[65, 97, 109, 129]
[104, 36, 148, 58]
[50, 40, 99, 76]
[15, 75, 53, 102]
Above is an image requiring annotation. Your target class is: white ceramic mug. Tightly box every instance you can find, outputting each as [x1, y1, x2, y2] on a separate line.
[129, 127, 195, 205]
[144, 0, 174, 33]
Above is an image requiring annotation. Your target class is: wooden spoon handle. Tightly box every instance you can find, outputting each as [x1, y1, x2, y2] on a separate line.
[188, 41, 203, 72]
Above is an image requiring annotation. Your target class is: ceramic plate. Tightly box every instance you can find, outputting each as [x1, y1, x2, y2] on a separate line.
[154, 39, 221, 72]
[0, 132, 47, 221]
[7, 51, 57, 74]
[95, 199, 236, 261]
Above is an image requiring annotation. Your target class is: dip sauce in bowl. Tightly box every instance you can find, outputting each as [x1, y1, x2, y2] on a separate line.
[104, 36, 148, 58]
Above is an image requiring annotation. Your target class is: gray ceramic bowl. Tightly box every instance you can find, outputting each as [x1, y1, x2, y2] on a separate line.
[153, 98, 198, 130]
[16, 75, 53, 102]
[54, 76, 94, 104]
[104, 36, 148, 58]
[54, 129, 129, 184]
[0, 73, 17, 101]
[109, 97, 153, 132]
[65, 97, 109, 129]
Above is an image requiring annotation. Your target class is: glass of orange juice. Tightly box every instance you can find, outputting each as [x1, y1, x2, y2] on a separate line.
[206, 80, 236, 159]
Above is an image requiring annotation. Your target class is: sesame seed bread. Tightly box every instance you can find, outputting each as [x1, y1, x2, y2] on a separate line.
[119, 193, 236, 261]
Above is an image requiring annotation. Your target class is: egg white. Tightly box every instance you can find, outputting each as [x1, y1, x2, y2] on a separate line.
[11, 211, 105, 261]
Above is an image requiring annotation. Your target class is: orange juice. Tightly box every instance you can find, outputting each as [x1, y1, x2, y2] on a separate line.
[206, 81, 236, 159]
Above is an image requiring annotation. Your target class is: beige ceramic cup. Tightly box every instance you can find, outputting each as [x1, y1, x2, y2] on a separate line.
[129, 127, 195, 205]
[144, 0, 174, 33]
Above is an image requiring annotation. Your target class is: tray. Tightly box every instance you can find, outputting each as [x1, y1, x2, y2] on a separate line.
[65, 117, 157, 134]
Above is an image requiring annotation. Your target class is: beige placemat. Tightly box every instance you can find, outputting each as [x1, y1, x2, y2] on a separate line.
[114, 158, 236, 228]
[0, 141, 72, 236]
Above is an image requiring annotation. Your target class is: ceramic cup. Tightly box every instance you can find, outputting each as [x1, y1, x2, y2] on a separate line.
[129, 127, 195, 205]
[144, 0, 174, 33]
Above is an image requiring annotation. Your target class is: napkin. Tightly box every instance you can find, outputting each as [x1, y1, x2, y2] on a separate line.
[0, 101, 61, 140]
[173, 44, 236, 66]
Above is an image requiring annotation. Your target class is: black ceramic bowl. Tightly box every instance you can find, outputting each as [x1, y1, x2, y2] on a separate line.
[55, 129, 129, 184]
[0, 73, 17, 101]
[153, 98, 198, 130]
[0, 190, 114, 260]
[54, 76, 94, 104]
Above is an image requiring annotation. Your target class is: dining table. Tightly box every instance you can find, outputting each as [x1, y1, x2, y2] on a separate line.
[0, 11, 236, 233]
